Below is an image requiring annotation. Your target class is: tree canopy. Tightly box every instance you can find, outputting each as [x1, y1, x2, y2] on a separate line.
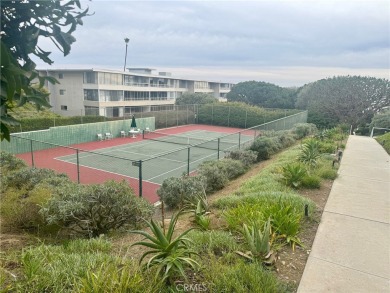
[1, 0, 89, 140]
[175, 93, 217, 105]
[226, 81, 297, 109]
[296, 76, 390, 129]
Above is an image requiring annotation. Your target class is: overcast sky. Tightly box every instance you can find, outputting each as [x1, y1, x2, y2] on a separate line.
[34, 0, 390, 87]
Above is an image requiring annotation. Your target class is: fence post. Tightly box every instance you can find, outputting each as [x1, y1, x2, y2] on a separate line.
[187, 147, 190, 175]
[228, 106, 230, 126]
[176, 105, 179, 126]
[30, 140, 35, 167]
[212, 104, 214, 125]
[217, 138, 220, 160]
[76, 149, 80, 183]
[238, 132, 241, 150]
[139, 160, 143, 197]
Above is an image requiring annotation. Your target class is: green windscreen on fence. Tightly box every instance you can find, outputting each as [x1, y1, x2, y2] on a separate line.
[0, 117, 155, 154]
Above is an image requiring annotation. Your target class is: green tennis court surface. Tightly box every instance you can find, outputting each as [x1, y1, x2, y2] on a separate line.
[56, 130, 254, 185]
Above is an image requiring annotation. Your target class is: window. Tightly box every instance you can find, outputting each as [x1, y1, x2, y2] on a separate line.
[99, 90, 123, 102]
[84, 89, 99, 101]
[60, 89, 66, 95]
[85, 106, 99, 116]
[61, 105, 68, 110]
[58, 73, 64, 79]
[98, 72, 122, 85]
[83, 72, 97, 84]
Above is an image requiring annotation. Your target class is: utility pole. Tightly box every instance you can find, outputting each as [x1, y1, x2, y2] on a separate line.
[124, 37, 130, 72]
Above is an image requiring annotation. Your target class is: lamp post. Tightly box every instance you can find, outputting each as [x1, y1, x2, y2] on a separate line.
[124, 37, 130, 72]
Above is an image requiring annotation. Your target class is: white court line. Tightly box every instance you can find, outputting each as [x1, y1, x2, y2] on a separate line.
[147, 150, 218, 181]
[52, 158, 140, 181]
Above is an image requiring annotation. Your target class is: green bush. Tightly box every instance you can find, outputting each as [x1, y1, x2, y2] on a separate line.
[298, 139, 321, 167]
[301, 175, 321, 189]
[0, 151, 27, 174]
[282, 163, 307, 188]
[317, 140, 337, 153]
[277, 131, 297, 148]
[203, 257, 285, 293]
[187, 230, 239, 256]
[249, 136, 281, 161]
[197, 102, 301, 128]
[376, 132, 390, 154]
[157, 175, 205, 209]
[317, 167, 338, 180]
[197, 163, 228, 193]
[4, 167, 68, 191]
[291, 123, 318, 139]
[225, 149, 257, 167]
[41, 180, 153, 237]
[0, 185, 53, 230]
[197, 159, 246, 194]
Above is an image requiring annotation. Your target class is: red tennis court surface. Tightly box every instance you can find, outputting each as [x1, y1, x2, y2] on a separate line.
[16, 124, 249, 204]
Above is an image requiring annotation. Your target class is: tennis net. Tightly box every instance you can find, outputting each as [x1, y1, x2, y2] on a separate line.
[143, 130, 240, 151]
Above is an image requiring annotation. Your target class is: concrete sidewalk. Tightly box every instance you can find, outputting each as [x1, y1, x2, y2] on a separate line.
[298, 135, 390, 293]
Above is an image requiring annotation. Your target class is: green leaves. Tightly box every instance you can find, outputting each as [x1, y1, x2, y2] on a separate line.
[130, 211, 199, 284]
[1, 1, 89, 140]
[299, 139, 321, 168]
[282, 162, 307, 188]
[242, 218, 271, 260]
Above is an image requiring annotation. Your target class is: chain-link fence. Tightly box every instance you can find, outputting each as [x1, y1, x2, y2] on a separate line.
[5, 110, 307, 201]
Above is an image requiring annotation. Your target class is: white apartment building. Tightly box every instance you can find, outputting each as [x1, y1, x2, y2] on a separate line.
[39, 68, 233, 117]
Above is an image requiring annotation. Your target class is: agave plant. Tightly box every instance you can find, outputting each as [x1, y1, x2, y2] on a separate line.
[282, 163, 307, 188]
[185, 193, 211, 230]
[237, 218, 275, 265]
[129, 211, 199, 284]
[299, 139, 321, 168]
[242, 219, 271, 259]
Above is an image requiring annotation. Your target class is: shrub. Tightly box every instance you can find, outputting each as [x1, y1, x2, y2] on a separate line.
[0, 185, 53, 230]
[4, 167, 68, 191]
[203, 257, 284, 293]
[277, 131, 297, 148]
[0, 151, 27, 174]
[157, 175, 205, 209]
[249, 136, 281, 161]
[41, 180, 153, 237]
[282, 163, 307, 188]
[197, 163, 229, 193]
[187, 230, 239, 256]
[316, 166, 338, 180]
[301, 175, 321, 189]
[262, 202, 303, 248]
[200, 159, 246, 180]
[376, 132, 390, 154]
[291, 123, 318, 139]
[225, 149, 257, 167]
[316, 140, 336, 153]
[299, 139, 321, 167]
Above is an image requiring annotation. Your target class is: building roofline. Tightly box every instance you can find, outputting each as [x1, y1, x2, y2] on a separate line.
[37, 67, 234, 84]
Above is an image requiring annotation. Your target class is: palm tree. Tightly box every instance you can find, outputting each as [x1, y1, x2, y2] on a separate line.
[123, 37, 130, 71]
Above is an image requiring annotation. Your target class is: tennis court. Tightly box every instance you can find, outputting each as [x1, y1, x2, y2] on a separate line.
[56, 129, 254, 185]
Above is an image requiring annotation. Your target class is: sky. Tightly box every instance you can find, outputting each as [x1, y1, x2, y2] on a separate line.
[34, 0, 390, 87]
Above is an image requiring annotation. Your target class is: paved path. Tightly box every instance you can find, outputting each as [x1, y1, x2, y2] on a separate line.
[298, 135, 390, 293]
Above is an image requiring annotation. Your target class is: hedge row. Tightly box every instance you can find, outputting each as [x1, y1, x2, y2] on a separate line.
[197, 102, 300, 128]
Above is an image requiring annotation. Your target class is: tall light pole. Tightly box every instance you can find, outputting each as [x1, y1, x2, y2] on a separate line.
[124, 37, 130, 72]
